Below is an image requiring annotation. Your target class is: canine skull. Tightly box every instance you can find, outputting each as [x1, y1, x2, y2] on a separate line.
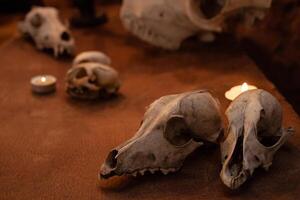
[121, 0, 272, 49]
[220, 89, 293, 189]
[66, 52, 120, 100]
[19, 6, 75, 57]
[100, 90, 223, 178]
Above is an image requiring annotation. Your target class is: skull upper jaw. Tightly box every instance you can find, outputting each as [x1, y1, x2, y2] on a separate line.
[100, 152, 188, 180]
[220, 125, 290, 190]
[100, 132, 203, 179]
[220, 128, 250, 190]
[67, 84, 119, 100]
[66, 85, 101, 100]
[121, 15, 196, 50]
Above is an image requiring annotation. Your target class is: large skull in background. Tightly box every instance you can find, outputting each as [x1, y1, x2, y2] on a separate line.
[100, 91, 223, 178]
[18, 6, 75, 57]
[121, 0, 272, 49]
[66, 51, 120, 100]
[220, 89, 293, 189]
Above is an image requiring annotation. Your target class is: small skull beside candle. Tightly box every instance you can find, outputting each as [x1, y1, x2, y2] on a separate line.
[66, 51, 121, 100]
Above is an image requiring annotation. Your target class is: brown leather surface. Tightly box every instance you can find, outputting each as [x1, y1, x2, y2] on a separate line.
[0, 4, 299, 200]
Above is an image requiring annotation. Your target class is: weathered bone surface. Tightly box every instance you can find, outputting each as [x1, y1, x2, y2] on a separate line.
[73, 51, 111, 66]
[220, 89, 293, 189]
[120, 0, 272, 49]
[100, 90, 223, 179]
[18, 6, 75, 57]
[66, 52, 120, 100]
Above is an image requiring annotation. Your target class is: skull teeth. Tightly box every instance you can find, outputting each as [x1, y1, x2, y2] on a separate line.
[129, 168, 177, 177]
[123, 17, 178, 50]
[139, 169, 146, 176]
[160, 169, 169, 175]
[132, 171, 138, 177]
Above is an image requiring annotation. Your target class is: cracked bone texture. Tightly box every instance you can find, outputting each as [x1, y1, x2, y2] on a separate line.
[100, 90, 223, 179]
[66, 52, 120, 100]
[220, 89, 293, 189]
[120, 0, 272, 49]
[18, 6, 75, 57]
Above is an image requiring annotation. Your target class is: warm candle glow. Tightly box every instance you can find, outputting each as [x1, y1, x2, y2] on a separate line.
[41, 77, 46, 82]
[31, 75, 57, 94]
[225, 82, 258, 101]
[241, 82, 249, 92]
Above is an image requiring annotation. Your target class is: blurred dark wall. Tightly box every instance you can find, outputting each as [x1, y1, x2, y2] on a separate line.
[0, 0, 44, 13]
[236, 0, 300, 115]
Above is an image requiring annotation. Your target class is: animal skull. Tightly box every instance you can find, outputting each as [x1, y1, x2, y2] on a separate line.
[220, 89, 293, 189]
[100, 91, 223, 178]
[18, 6, 75, 57]
[66, 52, 120, 100]
[73, 51, 111, 66]
[120, 0, 272, 49]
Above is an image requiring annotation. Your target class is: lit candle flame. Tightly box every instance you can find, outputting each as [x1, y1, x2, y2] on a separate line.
[41, 77, 46, 82]
[241, 82, 249, 92]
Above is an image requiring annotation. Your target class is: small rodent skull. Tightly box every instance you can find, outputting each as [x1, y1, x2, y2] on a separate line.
[18, 6, 75, 57]
[220, 89, 293, 189]
[100, 91, 223, 178]
[121, 0, 272, 49]
[66, 52, 120, 100]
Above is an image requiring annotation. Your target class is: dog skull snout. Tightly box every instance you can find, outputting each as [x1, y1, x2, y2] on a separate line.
[100, 91, 223, 179]
[100, 150, 118, 179]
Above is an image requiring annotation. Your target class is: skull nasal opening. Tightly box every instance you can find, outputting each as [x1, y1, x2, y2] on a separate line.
[105, 150, 118, 169]
[61, 31, 70, 41]
[197, 0, 225, 19]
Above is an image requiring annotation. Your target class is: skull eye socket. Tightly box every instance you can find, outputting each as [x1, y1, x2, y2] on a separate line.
[164, 115, 192, 146]
[256, 109, 281, 147]
[192, 0, 225, 19]
[256, 127, 282, 147]
[75, 67, 87, 79]
[30, 13, 43, 28]
[61, 31, 71, 41]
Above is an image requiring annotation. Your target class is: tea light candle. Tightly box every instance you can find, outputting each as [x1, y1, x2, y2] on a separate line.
[225, 82, 257, 101]
[31, 75, 57, 94]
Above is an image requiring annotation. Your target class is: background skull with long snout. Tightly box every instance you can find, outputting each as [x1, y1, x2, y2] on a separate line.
[120, 0, 272, 49]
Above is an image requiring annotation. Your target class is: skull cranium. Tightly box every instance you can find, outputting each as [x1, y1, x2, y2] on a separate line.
[120, 0, 272, 49]
[100, 90, 223, 178]
[18, 6, 75, 57]
[66, 51, 120, 100]
[73, 51, 112, 66]
[220, 89, 293, 189]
